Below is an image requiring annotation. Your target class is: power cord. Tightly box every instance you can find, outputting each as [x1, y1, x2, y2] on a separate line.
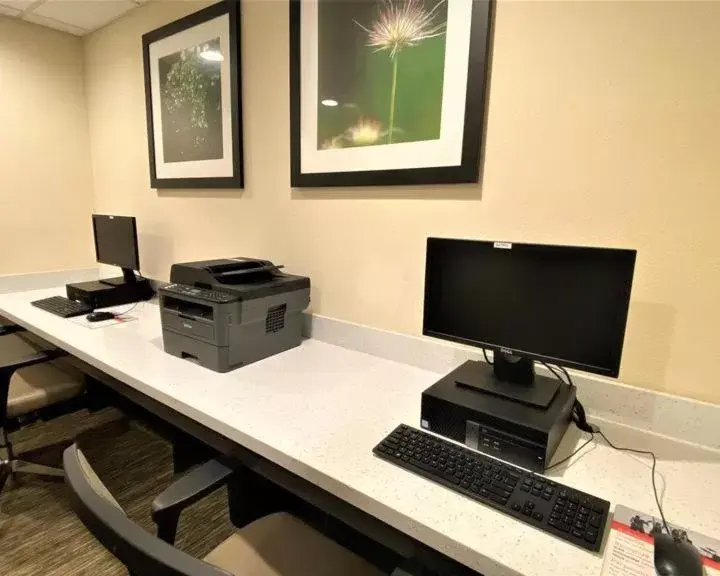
[112, 301, 142, 317]
[544, 432, 595, 471]
[595, 429, 670, 535]
[482, 348, 493, 365]
[540, 361, 568, 386]
[541, 361, 671, 535]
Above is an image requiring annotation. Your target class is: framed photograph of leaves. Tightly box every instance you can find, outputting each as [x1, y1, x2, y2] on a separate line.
[290, 0, 493, 188]
[142, 1, 243, 189]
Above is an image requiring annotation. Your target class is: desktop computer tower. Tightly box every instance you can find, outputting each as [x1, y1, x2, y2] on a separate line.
[66, 278, 153, 309]
[420, 361, 576, 473]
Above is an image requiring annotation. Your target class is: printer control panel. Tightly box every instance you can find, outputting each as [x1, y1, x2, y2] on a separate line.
[162, 283, 237, 303]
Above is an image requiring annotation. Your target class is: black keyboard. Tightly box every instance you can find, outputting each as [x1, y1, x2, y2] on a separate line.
[31, 296, 93, 318]
[374, 425, 609, 552]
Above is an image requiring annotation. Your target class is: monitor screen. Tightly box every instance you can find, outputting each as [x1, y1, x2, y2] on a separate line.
[92, 215, 139, 271]
[423, 238, 636, 377]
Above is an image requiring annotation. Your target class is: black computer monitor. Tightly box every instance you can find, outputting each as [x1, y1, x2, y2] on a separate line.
[423, 238, 636, 406]
[92, 215, 140, 285]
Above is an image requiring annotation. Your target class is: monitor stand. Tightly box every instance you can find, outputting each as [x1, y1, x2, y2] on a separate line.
[454, 354, 561, 409]
[99, 267, 138, 286]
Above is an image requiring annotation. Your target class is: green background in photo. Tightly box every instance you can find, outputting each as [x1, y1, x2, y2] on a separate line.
[317, 0, 447, 149]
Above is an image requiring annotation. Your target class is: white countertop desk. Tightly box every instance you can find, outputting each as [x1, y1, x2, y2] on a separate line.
[1, 281, 719, 576]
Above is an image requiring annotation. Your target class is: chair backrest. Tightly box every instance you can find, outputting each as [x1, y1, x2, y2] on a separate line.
[63, 444, 232, 576]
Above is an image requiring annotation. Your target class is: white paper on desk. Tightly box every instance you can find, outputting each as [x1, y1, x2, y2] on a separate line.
[69, 314, 138, 330]
[602, 505, 720, 576]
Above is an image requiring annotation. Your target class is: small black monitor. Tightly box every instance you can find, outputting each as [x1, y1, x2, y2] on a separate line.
[92, 215, 140, 284]
[423, 238, 636, 405]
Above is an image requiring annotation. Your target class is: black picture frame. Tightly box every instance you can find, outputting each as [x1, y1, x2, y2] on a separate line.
[142, 1, 243, 189]
[290, 0, 493, 188]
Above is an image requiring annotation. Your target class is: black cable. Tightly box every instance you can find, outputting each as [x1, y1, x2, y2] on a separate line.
[540, 362, 670, 534]
[540, 361, 568, 385]
[557, 365, 572, 386]
[482, 348, 493, 365]
[596, 429, 670, 535]
[545, 432, 595, 471]
[113, 301, 141, 317]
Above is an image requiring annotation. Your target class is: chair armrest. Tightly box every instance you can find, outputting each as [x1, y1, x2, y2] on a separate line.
[0, 349, 67, 375]
[0, 325, 26, 336]
[152, 457, 237, 544]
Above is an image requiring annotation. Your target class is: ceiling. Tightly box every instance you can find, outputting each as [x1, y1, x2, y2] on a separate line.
[0, 0, 146, 36]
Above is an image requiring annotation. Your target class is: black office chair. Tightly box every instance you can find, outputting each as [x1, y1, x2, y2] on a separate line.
[64, 444, 385, 576]
[1, 319, 86, 494]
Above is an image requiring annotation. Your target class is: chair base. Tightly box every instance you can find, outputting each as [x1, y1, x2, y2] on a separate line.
[0, 430, 69, 495]
[10, 459, 65, 477]
[0, 457, 64, 494]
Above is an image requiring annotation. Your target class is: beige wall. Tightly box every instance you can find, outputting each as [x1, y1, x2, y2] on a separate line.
[0, 17, 95, 275]
[84, 1, 720, 404]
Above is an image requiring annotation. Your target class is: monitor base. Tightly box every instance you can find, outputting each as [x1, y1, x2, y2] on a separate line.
[454, 359, 561, 409]
[100, 268, 138, 286]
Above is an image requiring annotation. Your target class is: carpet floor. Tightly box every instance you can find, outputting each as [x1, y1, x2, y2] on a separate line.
[0, 408, 234, 576]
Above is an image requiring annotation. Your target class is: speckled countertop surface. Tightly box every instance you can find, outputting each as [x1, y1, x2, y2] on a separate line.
[2, 286, 719, 576]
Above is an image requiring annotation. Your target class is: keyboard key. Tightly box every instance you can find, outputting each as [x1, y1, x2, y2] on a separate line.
[589, 514, 602, 528]
[511, 503, 522, 512]
[489, 486, 512, 500]
[533, 512, 543, 522]
[490, 493, 508, 505]
[585, 529, 598, 543]
[572, 529, 584, 539]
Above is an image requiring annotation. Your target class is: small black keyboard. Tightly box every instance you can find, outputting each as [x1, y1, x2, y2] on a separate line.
[31, 296, 93, 318]
[374, 425, 609, 552]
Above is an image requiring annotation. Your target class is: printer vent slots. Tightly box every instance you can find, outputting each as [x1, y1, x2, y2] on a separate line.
[265, 304, 287, 334]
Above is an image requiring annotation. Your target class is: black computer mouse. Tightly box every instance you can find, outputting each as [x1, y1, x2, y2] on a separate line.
[655, 534, 704, 576]
[86, 311, 116, 322]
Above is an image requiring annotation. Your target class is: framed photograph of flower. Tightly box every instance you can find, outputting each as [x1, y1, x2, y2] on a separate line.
[290, 0, 493, 188]
[142, 1, 243, 189]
